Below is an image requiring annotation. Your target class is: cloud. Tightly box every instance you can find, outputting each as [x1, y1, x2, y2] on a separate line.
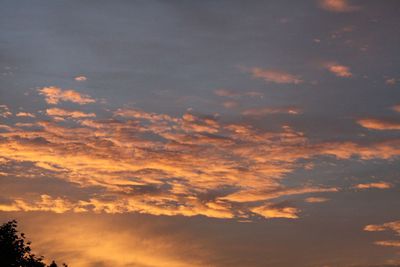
[391, 105, 400, 113]
[251, 203, 299, 219]
[242, 106, 302, 116]
[222, 101, 238, 109]
[46, 108, 96, 119]
[16, 112, 36, 118]
[2, 95, 400, 220]
[304, 197, 329, 203]
[364, 221, 400, 234]
[374, 240, 400, 247]
[318, 0, 359, 13]
[357, 118, 400, 130]
[325, 63, 352, 77]
[354, 182, 392, 190]
[250, 68, 303, 84]
[386, 78, 398, 86]
[38, 86, 95, 105]
[74, 75, 87, 81]
[214, 88, 263, 98]
[0, 105, 12, 118]
[364, 220, 400, 249]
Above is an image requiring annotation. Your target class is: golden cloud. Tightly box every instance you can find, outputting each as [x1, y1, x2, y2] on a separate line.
[357, 118, 400, 130]
[354, 182, 392, 190]
[46, 108, 96, 119]
[1, 90, 400, 220]
[16, 112, 36, 118]
[38, 87, 95, 105]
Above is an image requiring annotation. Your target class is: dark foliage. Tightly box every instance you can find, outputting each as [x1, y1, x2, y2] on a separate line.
[0, 220, 67, 267]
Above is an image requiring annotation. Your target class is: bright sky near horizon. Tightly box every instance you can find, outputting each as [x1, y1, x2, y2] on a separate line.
[1, 0, 400, 266]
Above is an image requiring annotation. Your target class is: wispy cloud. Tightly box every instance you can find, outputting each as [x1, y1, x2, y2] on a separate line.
[250, 68, 303, 84]
[74, 75, 87, 81]
[364, 220, 400, 248]
[354, 182, 392, 190]
[325, 62, 352, 77]
[16, 112, 36, 118]
[0, 105, 12, 118]
[46, 108, 96, 119]
[214, 88, 263, 98]
[357, 118, 400, 130]
[304, 197, 329, 203]
[38, 86, 95, 105]
[391, 105, 400, 113]
[318, 0, 359, 13]
[242, 106, 302, 116]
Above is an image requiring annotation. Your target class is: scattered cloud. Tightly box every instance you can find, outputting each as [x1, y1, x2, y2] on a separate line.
[46, 108, 96, 119]
[325, 63, 352, 77]
[0, 104, 12, 118]
[357, 118, 400, 130]
[391, 105, 400, 113]
[1, 89, 400, 220]
[386, 78, 398, 86]
[365, 220, 400, 248]
[374, 240, 400, 247]
[251, 204, 299, 219]
[74, 75, 87, 81]
[250, 68, 303, 84]
[354, 182, 392, 190]
[242, 106, 302, 116]
[38, 86, 95, 105]
[304, 197, 329, 203]
[364, 221, 400, 234]
[318, 0, 359, 13]
[214, 88, 263, 98]
[222, 100, 238, 109]
[16, 112, 36, 118]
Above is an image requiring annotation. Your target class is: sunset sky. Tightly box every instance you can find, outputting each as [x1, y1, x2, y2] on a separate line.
[1, 0, 400, 266]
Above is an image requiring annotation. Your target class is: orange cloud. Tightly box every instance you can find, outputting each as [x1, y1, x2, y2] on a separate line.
[38, 86, 95, 105]
[2, 99, 400, 220]
[391, 105, 400, 113]
[319, 0, 359, 12]
[374, 240, 400, 247]
[364, 221, 400, 234]
[364, 220, 400, 248]
[354, 182, 392, 190]
[16, 112, 36, 118]
[325, 63, 352, 77]
[250, 68, 303, 84]
[357, 118, 400, 130]
[46, 108, 96, 119]
[242, 106, 301, 116]
[304, 197, 329, 203]
[251, 204, 299, 219]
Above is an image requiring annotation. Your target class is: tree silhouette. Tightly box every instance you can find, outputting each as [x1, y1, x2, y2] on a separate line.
[0, 220, 67, 267]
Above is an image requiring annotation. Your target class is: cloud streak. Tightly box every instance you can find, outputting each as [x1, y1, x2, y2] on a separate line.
[250, 68, 303, 84]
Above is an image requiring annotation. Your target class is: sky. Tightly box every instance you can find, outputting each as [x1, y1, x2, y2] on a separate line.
[0, 0, 400, 266]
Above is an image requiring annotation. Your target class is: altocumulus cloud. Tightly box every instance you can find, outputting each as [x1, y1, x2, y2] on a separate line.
[0, 88, 400, 220]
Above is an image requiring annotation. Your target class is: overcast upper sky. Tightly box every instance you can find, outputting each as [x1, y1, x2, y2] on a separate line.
[1, 0, 400, 266]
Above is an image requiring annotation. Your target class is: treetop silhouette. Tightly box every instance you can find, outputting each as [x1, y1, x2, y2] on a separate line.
[0, 220, 67, 267]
